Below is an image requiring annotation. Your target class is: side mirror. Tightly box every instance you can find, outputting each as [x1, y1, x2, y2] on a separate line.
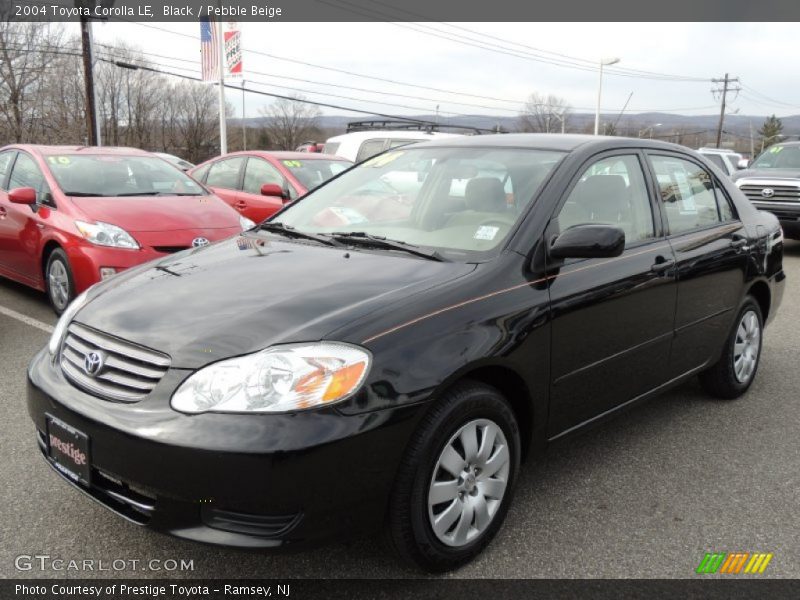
[8, 187, 37, 205]
[550, 224, 625, 260]
[261, 183, 284, 198]
[737, 159, 749, 170]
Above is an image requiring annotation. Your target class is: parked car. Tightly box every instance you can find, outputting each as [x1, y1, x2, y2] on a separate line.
[0, 145, 252, 313]
[189, 151, 352, 223]
[323, 129, 462, 163]
[696, 147, 744, 178]
[28, 135, 784, 572]
[155, 152, 195, 172]
[295, 142, 325, 153]
[732, 141, 800, 239]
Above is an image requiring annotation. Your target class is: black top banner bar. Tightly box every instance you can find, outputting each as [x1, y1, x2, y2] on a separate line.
[3, 0, 800, 22]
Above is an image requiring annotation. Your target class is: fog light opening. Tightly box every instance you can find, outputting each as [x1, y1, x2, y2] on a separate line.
[99, 267, 117, 280]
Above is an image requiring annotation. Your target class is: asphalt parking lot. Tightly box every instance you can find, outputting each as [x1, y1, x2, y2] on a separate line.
[1, 242, 798, 580]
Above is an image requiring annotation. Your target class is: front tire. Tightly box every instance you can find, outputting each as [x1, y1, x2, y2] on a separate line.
[45, 249, 75, 315]
[386, 380, 521, 572]
[699, 296, 763, 399]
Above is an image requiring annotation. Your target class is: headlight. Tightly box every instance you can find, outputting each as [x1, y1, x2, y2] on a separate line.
[48, 291, 88, 355]
[75, 220, 139, 249]
[171, 342, 371, 414]
[239, 215, 256, 230]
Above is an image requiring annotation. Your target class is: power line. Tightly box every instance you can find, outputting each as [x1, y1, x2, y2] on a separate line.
[313, 0, 710, 82]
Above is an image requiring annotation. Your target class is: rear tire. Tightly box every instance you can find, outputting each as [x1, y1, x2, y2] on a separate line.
[699, 296, 763, 399]
[45, 249, 75, 315]
[386, 380, 521, 572]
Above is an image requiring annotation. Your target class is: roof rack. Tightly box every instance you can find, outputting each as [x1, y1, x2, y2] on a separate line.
[345, 119, 506, 135]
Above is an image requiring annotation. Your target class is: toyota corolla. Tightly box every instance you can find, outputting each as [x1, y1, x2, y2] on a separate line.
[27, 135, 784, 571]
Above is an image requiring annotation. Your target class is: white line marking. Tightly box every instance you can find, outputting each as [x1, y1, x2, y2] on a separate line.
[0, 304, 54, 334]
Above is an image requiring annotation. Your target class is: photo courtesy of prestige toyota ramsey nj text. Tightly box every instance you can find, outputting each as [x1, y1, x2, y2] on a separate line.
[27, 134, 784, 572]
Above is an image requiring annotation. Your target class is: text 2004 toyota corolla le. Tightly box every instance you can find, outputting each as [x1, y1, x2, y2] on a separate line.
[28, 135, 784, 571]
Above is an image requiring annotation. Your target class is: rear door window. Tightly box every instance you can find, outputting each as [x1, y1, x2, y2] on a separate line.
[206, 157, 245, 190]
[650, 155, 726, 234]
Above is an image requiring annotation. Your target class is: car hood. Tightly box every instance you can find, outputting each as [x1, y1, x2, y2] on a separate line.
[732, 168, 800, 182]
[70, 194, 239, 232]
[76, 235, 475, 368]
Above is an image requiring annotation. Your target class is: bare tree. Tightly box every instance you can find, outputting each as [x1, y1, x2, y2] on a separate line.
[0, 22, 67, 143]
[518, 93, 571, 134]
[259, 95, 321, 150]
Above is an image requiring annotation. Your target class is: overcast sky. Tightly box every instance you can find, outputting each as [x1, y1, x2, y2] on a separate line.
[72, 21, 800, 120]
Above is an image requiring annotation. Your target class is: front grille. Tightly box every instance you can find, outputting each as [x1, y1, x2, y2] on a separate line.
[61, 322, 170, 403]
[740, 183, 800, 202]
[152, 246, 189, 254]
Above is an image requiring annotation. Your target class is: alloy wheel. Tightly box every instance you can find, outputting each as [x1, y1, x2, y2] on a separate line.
[733, 309, 761, 383]
[48, 260, 70, 311]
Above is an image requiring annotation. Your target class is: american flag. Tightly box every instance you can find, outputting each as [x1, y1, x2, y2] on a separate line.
[200, 18, 219, 82]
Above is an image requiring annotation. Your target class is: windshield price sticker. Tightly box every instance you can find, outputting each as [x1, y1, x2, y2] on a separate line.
[365, 151, 405, 168]
[474, 225, 500, 241]
[282, 160, 303, 168]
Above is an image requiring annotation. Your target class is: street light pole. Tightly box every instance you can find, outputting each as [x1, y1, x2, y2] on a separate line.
[594, 57, 620, 136]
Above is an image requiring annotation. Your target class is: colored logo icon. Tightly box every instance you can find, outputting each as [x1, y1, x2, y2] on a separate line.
[696, 552, 773, 574]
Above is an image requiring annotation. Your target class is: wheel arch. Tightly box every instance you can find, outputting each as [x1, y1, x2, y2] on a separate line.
[747, 279, 771, 323]
[431, 362, 537, 461]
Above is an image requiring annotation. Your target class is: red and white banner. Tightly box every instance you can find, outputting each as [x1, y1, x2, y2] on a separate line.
[224, 22, 243, 79]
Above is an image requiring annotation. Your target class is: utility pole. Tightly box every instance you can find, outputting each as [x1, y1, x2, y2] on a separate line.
[217, 17, 227, 155]
[712, 73, 740, 149]
[241, 80, 247, 151]
[80, 16, 100, 146]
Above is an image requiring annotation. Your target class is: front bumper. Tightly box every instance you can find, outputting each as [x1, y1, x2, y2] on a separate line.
[27, 349, 422, 549]
[749, 201, 800, 238]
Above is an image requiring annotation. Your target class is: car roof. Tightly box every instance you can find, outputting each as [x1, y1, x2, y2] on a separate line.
[325, 131, 462, 143]
[398, 133, 689, 153]
[4, 144, 154, 157]
[219, 150, 351, 162]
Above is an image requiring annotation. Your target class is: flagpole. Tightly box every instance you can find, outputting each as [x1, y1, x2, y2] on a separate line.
[217, 19, 227, 155]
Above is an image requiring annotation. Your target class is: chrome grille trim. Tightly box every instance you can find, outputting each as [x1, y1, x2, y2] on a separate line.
[60, 323, 170, 403]
[737, 178, 800, 203]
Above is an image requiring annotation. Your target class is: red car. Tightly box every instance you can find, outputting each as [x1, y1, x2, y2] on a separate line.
[0, 145, 251, 313]
[189, 151, 352, 223]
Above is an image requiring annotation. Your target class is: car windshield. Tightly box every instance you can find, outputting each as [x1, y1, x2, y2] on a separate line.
[275, 147, 565, 261]
[45, 154, 207, 197]
[750, 145, 800, 170]
[281, 158, 351, 190]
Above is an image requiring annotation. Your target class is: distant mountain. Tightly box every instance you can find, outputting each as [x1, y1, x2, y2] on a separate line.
[231, 112, 800, 149]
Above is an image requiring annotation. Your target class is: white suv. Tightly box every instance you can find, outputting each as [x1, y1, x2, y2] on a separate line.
[697, 148, 744, 178]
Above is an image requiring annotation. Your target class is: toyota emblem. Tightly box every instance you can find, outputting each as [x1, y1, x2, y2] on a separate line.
[761, 188, 775, 198]
[192, 237, 210, 248]
[83, 351, 105, 377]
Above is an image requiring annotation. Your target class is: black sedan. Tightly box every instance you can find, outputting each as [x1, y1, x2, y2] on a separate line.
[27, 135, 785, 572]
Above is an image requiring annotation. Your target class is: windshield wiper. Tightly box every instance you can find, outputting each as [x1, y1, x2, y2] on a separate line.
[331, 232, 444, 261]
[115, 191, 164, 197]
[63, 191, 104, 197]
[256, 222, 340, 246]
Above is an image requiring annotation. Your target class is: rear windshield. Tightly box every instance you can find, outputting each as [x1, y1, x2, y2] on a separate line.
[45, 154, 207, 197]
[281, 158, 351, 190]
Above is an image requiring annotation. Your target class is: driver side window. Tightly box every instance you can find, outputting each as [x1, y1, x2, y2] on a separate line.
[242, 158, 285, 195]
[9, 153, 52, 205]
[557, 154, 655, 247]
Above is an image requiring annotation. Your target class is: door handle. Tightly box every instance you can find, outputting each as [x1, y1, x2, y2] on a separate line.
[730, 236, 748, 250]
[651, 256, 675, 274]
[235, 201, 247, 209]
